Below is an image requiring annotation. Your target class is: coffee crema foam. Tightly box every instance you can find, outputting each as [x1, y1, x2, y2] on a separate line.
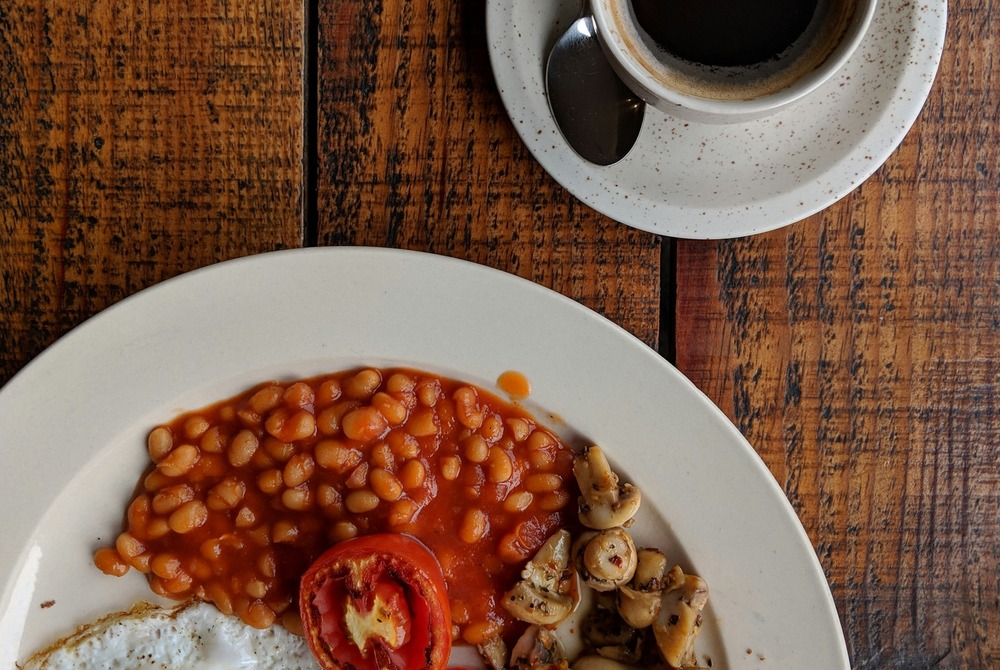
[611, 0, 859, 101]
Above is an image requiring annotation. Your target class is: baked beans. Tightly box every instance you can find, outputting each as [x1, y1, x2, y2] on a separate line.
[94, 368, 577, 644]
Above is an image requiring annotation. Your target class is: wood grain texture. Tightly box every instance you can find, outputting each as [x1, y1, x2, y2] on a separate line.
[315, 0, 662, 349]
[0, 0, 305, 386]
[675, 3, 999, 668]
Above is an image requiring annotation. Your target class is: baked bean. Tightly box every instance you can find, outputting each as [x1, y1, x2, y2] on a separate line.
[463, 435, 489, 463]
[199, 426, 227, 453]
[487, 447, 514, 483]
[330, 520, 358, 542]
[314, 440, 362, 473]
[267, 592, 294, 615]
[281, 484, 313, 512]
[265, 408, 316, 443]
[283, 382, 315, 409]
[246, 602, 277, 629]
[342, 369, 381, 399]
[479, 415, 504, 442]
[264, 437, 295, 463]
[415, 379, 440, 406]
[228, 430, 259, 468]
[147, 427, 174, 463]
[370, 468, 403, 501]
[143, 469, 172, 492]
[282, 610, 305, 637]
[345, 489, 380, 514]
[190, 557, 212, 581]
[94, 547, 129, 576]
[158, 444, 200, 477]
[528, 449, 556, 469]
[152, 484, 195, 515]
[258, 552, 277, 578]
[151, 553, 182, 579]
[527, 430, 556, 451]
[523, 473, 563, 493]
[388, 431, 420, 459]
[316, 400, 358, 436]
[502, 490, 534, 513]
[205, 582, 234, 615]
[316, 379, 342, 406]
[399, 459, 426, 489]
[206, 477, 246, 511]
[386, 373, 416, 395]
[440, 455, 461, 481]
[451, 600, 471, 625]
[246, 579, 268, 599]
[462, 620, 499, 646]
[344, 462, 368, 489]
[459, 509, 489, 544]
[246, 525, 271, 547]
[183, 416, 210, 440]
[115, 531, 145, 560]
[316, 483, 342, 515]
[406, 409, 437, 437]
[388, 498, 419, 526]
[505, 418, 531, 442]
[341, 406, 388, 442]
[257, 469, 284, 495]
[370, 442, 395, 470]
[283, 453, 315, 487]
[168, 500, 208, 534]
[235, 506, 256, 528]
[160, 572, 193, 595]
[200, 538, 223, 561]
[248, 385, 284, 414]
[147, 518, 171, 539]
[273, 519, 300, 544]
[130, 552, 153, 574]
[127, 494, 152, 530]
[372, 392, 407, 425]
[453, 387, 484, 430]
[539, 490, 570, 511]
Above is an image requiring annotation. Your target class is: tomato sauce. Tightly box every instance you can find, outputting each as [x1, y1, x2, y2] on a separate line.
[96, 367, 579, 646]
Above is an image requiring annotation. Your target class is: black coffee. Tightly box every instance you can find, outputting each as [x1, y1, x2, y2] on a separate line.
[632, 0, 820, 67]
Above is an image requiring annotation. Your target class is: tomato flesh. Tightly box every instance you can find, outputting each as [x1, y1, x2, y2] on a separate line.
[300, 534, 452, 670]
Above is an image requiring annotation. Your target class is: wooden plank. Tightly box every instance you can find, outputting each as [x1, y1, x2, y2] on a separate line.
[674, 4, 999, 667]
[315, 0, 662, 349]
[0, 0, 305, 385]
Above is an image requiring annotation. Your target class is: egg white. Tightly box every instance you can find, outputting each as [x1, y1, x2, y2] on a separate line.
[20, 601, 320, 669]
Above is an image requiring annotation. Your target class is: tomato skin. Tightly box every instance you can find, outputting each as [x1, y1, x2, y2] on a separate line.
[299, 533, 452, 670]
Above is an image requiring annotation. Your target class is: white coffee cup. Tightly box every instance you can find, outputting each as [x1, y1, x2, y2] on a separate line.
[591, 0, 878, 123]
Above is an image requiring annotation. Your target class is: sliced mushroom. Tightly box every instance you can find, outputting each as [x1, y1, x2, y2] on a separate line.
[574, 528, 637, 592]
[503, 529, 578, 626]
[652, 570, 709, 668]
[617, 547, 669, 628]
[580, 591, 643, 663]
[573, 446, 641, 530]
[509, 624, 566, 670]
[477, 634, 508, 670]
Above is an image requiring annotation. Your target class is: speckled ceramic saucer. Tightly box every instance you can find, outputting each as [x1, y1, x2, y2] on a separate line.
[486, 0, 946, 239]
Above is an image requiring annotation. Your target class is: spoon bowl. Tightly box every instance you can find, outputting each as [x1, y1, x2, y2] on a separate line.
[545, 15, 646, 166]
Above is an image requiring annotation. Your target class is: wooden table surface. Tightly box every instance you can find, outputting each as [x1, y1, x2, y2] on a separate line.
[1, 1, 996, 668]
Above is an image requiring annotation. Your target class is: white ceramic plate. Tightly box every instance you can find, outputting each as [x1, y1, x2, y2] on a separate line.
[486, 0, 946, 238]
[0, 248, 848, 668]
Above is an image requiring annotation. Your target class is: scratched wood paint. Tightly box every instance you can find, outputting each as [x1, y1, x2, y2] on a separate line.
[674, 6, 1000, 665]
[314, 0, 663, 350]
[0, 0, 305, 385]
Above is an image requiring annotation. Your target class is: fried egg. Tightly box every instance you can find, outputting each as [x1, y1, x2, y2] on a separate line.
[21, 601, 320, 669]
